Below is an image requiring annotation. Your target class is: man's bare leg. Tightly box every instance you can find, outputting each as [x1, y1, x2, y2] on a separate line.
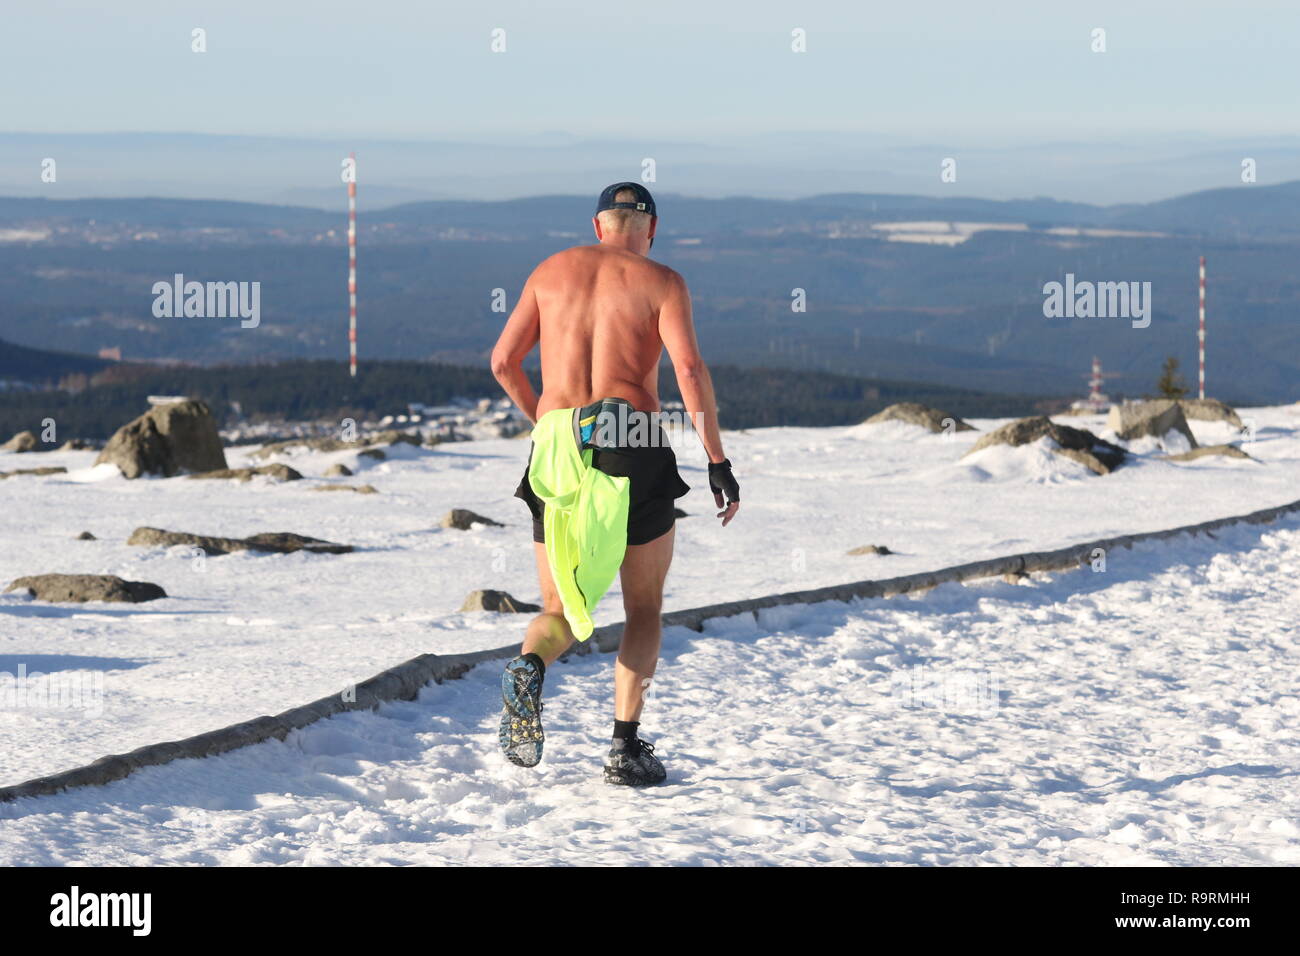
[614, 525, 675, 722]
[521, 540, 575, 665]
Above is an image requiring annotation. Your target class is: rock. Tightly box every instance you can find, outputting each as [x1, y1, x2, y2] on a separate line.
[367, 430, 422, 447]
[1106, 401, 1197, 448]
[0, 466, 67, 479]
[424, 434, 445, 447]
[311, 484, 378, 494]
[2, 430, 38, 452]
[1161, 444, 1257, 462]
[323, 463, 353, 477]
[847, 544, 893, 556]
[76, 531, 97, 540]
[95, 399, 227, 478]
[866, 403, 975, 433]
[249, 437, 359, 460]
[187, 464, 303, 482]
[60, 438, 97, 451]
[127, 526, 352, 555]
[1178, 398, 1244, 429]
[441, 509, 504, 530]
[358, 448, 386, 461]
[5, 573, 166, 603]
[964, 416, 1127, 475]
[459, 589, 541, 613]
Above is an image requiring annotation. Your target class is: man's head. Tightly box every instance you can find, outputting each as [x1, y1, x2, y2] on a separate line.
[593, 181, 657, 254]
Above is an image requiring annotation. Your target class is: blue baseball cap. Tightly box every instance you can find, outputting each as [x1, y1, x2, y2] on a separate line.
[595, 182, 656, 218]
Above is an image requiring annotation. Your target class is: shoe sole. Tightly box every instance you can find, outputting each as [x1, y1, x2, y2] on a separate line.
[499, 662, 544, 768]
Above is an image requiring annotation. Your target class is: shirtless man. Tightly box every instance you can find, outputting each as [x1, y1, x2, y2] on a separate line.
[489, 182, 740, 786]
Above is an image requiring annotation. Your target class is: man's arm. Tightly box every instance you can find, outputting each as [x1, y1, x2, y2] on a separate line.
[658, 271, 726, 464]
[490, 271, 542, 423]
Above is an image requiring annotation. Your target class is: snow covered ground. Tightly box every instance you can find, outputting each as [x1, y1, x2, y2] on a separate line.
[0, 404, 1296, 818]
[1, 513, 1296, 865]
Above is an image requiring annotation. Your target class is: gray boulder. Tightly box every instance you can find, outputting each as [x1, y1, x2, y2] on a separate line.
[250, 437, 358, 460]
[2, 431, 38, 453]
[187, 464, 303, 482]
[5, 573, 166, 603]
[95, 399, 227, 478]
[866, 403, 975, 433]
[1178, 398, 1244, 429]
[127, 526, 352, 555]
[1107, 401, 1197, 448]
[1162, 444, 1257, 463]
[0, 466, 67, 479]
[460, 589, 541, 613]
[965, 416, 1127, 475]
[847, 544, 893, 556]
[442, 509, 504, 530]
[323, 463, 353, 477]
[367, 430, 422, 447]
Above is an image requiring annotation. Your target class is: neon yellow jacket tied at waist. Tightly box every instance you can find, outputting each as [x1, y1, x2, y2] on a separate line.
[527, 407, 630, 641]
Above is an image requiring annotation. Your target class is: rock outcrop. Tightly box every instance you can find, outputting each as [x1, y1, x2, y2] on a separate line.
[0, 466, 66, 479]
[865, 403, 975, 433]
[964, 416, 1127, 475]
[95, 399, 227, 478]
[127, 526, 352, 555]
[187, 464, 303, 482]
[459, 589, 541, 613]
[1178, 398, 1244, 429]
[441, 509, 504, 530]
[847, 544, 893, 556]
[323, 463, 353, 477]
[2, 431, 38, 452]
[311, 484, 377, 494]
[5, 573, 166, 603]
[1107, 401, 1197, 448]
[1161, 444, 1257, 463]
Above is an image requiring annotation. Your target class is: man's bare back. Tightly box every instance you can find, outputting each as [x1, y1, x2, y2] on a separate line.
[529, 244, 672, 418]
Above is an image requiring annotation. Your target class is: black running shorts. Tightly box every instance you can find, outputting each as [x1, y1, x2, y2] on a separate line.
[513, 439, 691, 546]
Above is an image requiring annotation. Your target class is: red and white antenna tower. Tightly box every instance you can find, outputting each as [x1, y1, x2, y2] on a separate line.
[1081, 356, 1120, 412]
[1197, 256, 1206, 399]
[347, 152, 358, 378]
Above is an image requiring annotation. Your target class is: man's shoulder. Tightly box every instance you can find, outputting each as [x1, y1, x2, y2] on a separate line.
[537, 245, 680, 282]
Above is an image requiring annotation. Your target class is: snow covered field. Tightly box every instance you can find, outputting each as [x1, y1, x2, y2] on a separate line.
[1, 513, 1296, 865]
[0, 404, 1297, 859]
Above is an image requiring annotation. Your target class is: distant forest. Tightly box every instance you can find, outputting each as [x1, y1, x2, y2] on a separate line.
[0, 358, 1055, 441]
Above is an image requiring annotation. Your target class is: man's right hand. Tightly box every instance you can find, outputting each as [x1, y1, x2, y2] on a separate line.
[707, 458, 740, 527]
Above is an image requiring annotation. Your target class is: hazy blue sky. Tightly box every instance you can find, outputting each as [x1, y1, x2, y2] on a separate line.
[4, 0, 1297, 141]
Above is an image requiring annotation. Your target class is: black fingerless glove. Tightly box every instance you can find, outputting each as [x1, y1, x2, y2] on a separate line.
[708, 458, 740, 504]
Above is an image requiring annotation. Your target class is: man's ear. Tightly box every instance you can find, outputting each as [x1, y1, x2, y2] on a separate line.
[648, 216, 658, 239]
[592, 216, 603, 240]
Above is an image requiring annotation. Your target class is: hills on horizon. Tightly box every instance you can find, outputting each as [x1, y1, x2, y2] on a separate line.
[5, 130, 1300, 208]
[1, 181, 1297, 407]
[6, 179, 1300, 241]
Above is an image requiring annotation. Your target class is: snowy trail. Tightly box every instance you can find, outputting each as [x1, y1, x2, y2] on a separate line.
[3, 406, 1297, 785]
[2, 517, 1297, 866]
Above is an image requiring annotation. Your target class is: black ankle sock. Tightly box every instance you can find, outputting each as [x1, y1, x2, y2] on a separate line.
[521, 652, 545, 680]
[613, 719, 639, 745]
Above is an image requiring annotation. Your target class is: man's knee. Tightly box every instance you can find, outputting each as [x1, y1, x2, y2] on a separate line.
[622, 598, 662, 625]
